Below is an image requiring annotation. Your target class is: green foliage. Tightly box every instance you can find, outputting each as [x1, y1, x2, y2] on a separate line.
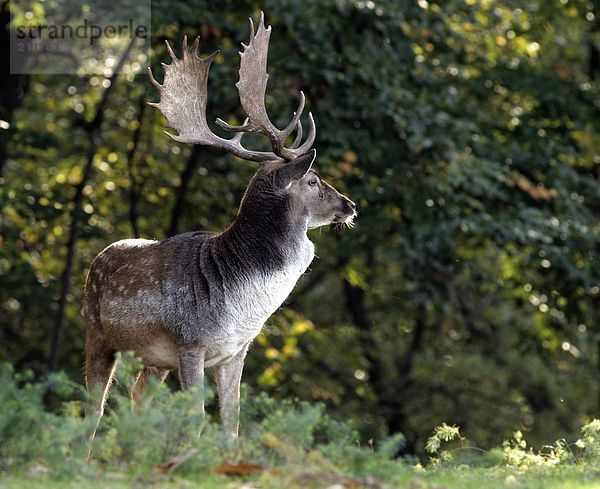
[575, 419, 600, 461]
[2, 363, 600, 488]
[426, 423, 463, 455]
[0, 363, 90, 478]
[0, 361, 413, 485]
[501, 430, 570, 468]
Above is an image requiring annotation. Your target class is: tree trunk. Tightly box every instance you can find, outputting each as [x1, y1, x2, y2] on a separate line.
[166, 144, 202, 238]
[125, 94, 146, 238]
[48, 37, 137, 371]
[588, 15, 599, 79]
[342, 278, 384, 397]
[386, 307, 426, 437]
[0, 1, 30, 178]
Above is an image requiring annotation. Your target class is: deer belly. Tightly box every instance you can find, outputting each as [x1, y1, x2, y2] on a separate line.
[133, 334, 180, 369]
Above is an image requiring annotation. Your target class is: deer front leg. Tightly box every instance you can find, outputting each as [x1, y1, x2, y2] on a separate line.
[215, 342, 250, 446]
[178, 348, 206, 434]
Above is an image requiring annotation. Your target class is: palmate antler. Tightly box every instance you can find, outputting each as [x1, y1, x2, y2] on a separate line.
[148, 12, 316, 163]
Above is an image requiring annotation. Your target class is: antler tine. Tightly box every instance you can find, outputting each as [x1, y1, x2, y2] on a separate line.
[231, 118, 250, 144]
[215, 117, 250, 132]
[280, 91, 306, 137]
[147, 67, 162, 92]
[191, 36, 200, 55]
[248, 16, 255, 43]
[292, 112, 316, 155]
[148, 36, 282, 163]
[165, 40, 178, 62]
[290, 120, 302, 149]
[220, 11, 316, 161]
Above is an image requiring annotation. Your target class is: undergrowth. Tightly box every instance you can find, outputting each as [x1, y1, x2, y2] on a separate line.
[1, 354, 600, 488]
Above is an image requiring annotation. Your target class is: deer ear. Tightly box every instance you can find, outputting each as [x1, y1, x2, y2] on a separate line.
[274, 149, 316, 188]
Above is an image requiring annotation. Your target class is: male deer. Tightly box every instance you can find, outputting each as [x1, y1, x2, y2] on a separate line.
[84, 13, 356, 443]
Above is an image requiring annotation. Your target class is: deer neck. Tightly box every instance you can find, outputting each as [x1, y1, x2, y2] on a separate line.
[218, 199, 312, 274]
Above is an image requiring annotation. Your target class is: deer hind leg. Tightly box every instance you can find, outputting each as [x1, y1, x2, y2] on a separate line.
[84, 329, 117, 443]
[131, 367, 170, 411]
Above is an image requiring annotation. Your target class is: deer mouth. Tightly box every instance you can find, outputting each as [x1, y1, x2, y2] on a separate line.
[333, 210, 357, 225]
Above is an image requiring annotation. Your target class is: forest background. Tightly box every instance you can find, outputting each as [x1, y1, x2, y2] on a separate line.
[0, 0, 599, 458]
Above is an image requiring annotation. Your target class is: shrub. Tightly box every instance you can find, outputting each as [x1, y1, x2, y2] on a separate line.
[0, 359, 413, 484]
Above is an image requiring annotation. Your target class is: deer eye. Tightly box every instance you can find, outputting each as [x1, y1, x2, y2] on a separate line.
[308, 179, 318, 187]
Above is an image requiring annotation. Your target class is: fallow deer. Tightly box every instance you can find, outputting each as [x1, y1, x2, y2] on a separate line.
[84, 13, 356, 443]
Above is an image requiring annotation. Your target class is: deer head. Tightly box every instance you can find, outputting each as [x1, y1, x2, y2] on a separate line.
[148, 12, 356, 231]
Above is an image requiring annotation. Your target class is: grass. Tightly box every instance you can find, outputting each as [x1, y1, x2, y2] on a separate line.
[1, 356, 600, 489]
[4, 462, 600, 489]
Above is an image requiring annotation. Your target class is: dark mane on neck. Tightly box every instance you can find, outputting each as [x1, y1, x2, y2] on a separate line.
[213, 176, 306, 275]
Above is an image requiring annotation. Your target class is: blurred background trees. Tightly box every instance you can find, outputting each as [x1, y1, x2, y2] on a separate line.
[0, 0, 598, 455]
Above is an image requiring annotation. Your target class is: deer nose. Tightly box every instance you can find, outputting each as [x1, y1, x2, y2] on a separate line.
[343, 197, 356, 213]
